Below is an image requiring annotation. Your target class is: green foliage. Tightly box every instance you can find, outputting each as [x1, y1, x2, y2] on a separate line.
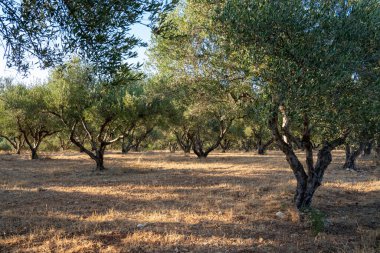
[148, 1, 255, 156]
[0, 0, 177, 73]
[217, 0, 380, 144]
[306, 208, 326, 236]
[0, 81, 60, 158]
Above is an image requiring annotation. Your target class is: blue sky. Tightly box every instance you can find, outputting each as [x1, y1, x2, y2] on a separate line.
[0, 22, 152, 84]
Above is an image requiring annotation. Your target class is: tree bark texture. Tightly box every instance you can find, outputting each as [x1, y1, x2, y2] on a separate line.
[343, 143, 365, 170]
[269, 104, 348, 210]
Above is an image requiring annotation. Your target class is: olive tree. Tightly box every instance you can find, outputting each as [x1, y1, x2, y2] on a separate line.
[149, 0, 252, 158]
[46, 60, 144, 170]
[218, 0, 380, 209]
[0, 84, 59, 159]
[0, 99, 24, 154]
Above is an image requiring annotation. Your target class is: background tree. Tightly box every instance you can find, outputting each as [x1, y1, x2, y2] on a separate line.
[0, 78, 24, 154]
[343, 64, 380, 170]
[119, 77, 175, 153]
[1, 84, 59, 159]
[46, 60, 140, 170]
[148, 0, 252, 158]
[0, 99, 24, 154]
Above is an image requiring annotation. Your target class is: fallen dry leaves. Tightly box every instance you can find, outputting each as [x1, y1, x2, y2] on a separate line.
[0, 150, 379, 252]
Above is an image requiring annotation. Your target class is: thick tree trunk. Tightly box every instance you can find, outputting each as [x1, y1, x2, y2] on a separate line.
[121, 137, 133, 154]
[257, 138, 273, 155]
[343, 155, 356, 170]
[16, 137, 24, 154]
[242, 139, 252, 152]
[94, 154, 105, 170]
[220, 139, 231, 153]
[363, 141, 372, 156]
[133, 142, 140, 152]
[269, 104, 348, 210]
[31, 148, 39, 159]
[183, 145, 191, 154]
[191, 133, 222, 159]
[175, 132, 192, 155]
[285, 150, 309, 209]
[131, 128, 153, 152]
[345, 143, 350, 161]
[93, 145, 106, 170]
[191, 119, 231, 158]
[15, 138, 24, 154]
[19, 131, 44, 160]
[121, 143, 130, 154]
[300, 146, 333, 208]
[257, 137, 264, 155]
[192, 138, 208, 158]
[193, 150, 208, 158]
[169, 142, 177, 153]
[0, 135, 24, 155]
[343, 143, 364, 170]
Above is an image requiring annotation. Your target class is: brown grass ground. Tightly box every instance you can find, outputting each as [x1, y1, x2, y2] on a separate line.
[0, 150, 379, 253]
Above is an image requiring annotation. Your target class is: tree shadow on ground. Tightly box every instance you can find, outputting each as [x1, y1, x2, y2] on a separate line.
[0, 151, 379, 252]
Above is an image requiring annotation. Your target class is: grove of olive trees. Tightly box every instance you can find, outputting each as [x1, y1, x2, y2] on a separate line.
[0, 1, 379, 250]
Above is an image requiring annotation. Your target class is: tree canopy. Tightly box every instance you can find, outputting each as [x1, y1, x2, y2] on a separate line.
[0, 0, 177, 73]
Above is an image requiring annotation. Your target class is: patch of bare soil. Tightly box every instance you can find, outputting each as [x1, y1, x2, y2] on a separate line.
[0, 150, 379, 252]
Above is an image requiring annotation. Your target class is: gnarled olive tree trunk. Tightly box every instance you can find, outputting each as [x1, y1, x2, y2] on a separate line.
[122, 126, 158, 154]
[252, 130, 273, 155]
[191, 119, 231, 158]
[130, 127, 153, 152]
[0, 134, 24, 154]
[191, 132, 220, 158]
[343, 143, 365, 170]
[121, 136, 133, 154]
[257, 138, 273, 155]
[220, 138, 232, 153]
[175, 130, 192, 155]
[70, 133, 108, 171]
[17, 119, 58, 160]
[168, 141, 178, 153]
[69, 119, 123, 171]
[241, 138, 254, 152]
[362, 140, 373, 156]
[269, 105, 348, 210]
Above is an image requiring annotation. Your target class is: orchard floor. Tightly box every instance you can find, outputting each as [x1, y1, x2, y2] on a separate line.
[0, 150, 379, 253]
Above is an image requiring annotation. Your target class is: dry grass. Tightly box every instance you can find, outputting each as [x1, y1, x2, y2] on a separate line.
[0, 150, 379, 253]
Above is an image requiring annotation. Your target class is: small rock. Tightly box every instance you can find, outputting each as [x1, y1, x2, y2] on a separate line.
[37, 187, 47, 192]
[276, 211, 286, 219]
[137, 223, 148, 229]
[258, 237, 264, 243]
